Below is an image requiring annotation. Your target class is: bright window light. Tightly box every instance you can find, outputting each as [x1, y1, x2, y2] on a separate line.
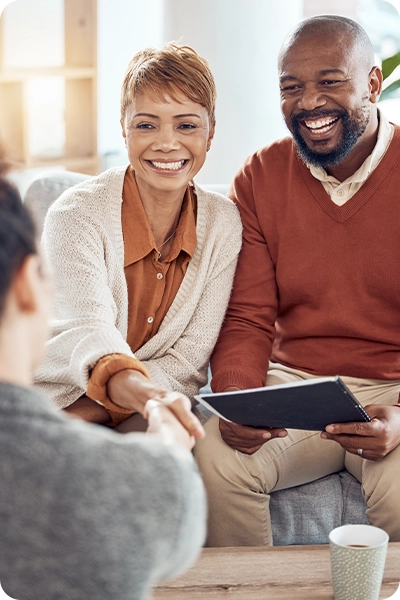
[27, 77, 65, 159]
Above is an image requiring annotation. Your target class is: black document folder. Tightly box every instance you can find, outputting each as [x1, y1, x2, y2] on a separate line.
[196, 376, 371, 431]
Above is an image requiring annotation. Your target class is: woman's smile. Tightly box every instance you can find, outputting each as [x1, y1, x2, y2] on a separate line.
[145, 158, 190, 173]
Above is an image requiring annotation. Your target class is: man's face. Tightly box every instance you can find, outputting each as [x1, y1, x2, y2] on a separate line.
[279, 32, 375, 169]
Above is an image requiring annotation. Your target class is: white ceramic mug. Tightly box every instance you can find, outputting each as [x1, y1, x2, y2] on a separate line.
[329, 524, 389, 600]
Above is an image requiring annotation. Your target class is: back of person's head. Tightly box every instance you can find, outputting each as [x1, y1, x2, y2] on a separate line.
[120, 41, 217, 123]
[0, 157, 37, 320]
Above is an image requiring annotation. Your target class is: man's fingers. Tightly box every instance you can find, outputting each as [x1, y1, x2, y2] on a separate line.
[325, 419, 379, 437]
[224, 421, 272, 439]
[266, 427, 288, 439]
[218, 420, 288, 454]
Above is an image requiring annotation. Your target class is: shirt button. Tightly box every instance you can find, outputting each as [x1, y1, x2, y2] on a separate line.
[147, 316, 154, 324]
[157, 273, 163, 280]
[336, 188, 344, 196]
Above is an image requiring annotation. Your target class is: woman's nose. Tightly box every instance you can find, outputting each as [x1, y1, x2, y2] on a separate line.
[151, 127, 180, 151]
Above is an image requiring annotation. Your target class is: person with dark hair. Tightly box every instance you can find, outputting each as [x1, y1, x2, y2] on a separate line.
[0, 176, 37, 318]
[0, 167, 206, 599]
[195, 15, 400, 546]
[34, 42, 242, 434]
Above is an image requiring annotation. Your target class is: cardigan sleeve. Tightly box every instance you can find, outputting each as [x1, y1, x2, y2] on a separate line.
[34, 179, 137, 409]
[86, 353, 150, 426]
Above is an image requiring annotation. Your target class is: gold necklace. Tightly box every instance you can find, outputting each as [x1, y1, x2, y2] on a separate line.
[157, 228, 178, 250]
[157, 227, 178, 259]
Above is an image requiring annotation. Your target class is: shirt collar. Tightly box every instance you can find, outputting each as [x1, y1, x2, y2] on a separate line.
[165, 183, 197, 263]
[308, 108, 394, 186]
[122, 168, 197, 267]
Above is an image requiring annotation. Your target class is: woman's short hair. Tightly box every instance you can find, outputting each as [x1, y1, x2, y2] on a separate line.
[120, 42, 216, 123]
[0, 165, 37, 319]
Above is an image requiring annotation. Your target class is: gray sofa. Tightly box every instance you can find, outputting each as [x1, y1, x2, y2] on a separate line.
[24, 170, 368, 546]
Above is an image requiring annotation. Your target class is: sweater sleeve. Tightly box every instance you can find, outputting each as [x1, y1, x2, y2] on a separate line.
[0, 391, 206, 600]
[144, 443, 207, 583]
[211, 157, 279, 391]
[72, 430, 207, 594]
[86, 353, 150, 426]
[99, 436, 207, 589]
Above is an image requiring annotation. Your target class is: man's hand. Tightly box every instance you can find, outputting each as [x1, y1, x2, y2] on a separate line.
[219, 420, 288, 455]
[320, 404, 400, 461]
[218, 385, 287, 454]
[107, 369, 205, 440]
[145, 400, 196, 450]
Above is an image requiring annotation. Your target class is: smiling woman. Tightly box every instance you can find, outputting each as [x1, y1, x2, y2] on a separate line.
[34, 42, 242, 435]
[121, 90, 214, 256]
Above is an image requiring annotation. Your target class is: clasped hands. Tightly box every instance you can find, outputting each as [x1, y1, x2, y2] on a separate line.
[107, 369, 205, 450]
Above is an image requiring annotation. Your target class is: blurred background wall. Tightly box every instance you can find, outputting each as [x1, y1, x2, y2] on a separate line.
[1, 0, 399, 186]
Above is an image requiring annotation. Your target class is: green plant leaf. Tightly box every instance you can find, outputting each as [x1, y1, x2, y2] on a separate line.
[380, 79, 400, 101]
[382, 52, 400, 80]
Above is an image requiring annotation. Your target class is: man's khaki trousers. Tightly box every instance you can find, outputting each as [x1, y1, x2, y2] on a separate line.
[194, 363, 400, 546]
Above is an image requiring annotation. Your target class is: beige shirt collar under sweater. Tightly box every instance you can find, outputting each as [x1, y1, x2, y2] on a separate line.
[309, 109, 394, 206]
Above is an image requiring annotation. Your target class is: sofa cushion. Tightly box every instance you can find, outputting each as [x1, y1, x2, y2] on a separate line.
[24, 170, 91, 234]
[270, 471, 367, 546]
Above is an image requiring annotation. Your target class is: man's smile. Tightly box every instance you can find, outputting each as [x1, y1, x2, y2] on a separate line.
[303, 116, 340, 135]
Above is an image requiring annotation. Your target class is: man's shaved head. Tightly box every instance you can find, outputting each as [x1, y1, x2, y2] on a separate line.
[278, 15, 375, 74]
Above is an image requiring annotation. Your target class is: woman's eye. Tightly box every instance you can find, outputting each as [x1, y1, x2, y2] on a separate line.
[178, 123, 197, 130]
[136, 123, 154, 129]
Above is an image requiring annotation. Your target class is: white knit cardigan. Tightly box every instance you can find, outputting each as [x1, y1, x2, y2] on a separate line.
[34, 166, 242, 408]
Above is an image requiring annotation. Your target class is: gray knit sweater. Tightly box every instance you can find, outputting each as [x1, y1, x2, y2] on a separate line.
[0, 382, 206, 600]
[34, 167, 242, 408]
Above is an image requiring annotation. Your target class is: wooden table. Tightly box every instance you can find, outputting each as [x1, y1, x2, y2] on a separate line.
[154, 543, 400, 599]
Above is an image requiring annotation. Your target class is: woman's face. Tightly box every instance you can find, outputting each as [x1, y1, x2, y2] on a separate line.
[121, 88, 215, 200]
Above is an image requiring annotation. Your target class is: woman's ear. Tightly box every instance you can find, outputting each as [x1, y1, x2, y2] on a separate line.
[121, 118, 127, 141]
[207, 121, 216, 151]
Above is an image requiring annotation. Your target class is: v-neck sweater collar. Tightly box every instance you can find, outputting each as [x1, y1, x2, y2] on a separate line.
[295, 125, 400, 223]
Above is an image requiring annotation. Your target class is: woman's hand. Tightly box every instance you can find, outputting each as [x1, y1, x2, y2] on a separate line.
[107, 369, 205, 440]
[320, 404, 400, 461]
[145, 399, 196, 450]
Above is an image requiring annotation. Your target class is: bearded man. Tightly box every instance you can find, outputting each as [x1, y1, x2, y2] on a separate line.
[195, 14, 400, 546]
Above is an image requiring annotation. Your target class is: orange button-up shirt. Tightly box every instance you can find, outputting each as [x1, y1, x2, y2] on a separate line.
[86, 167, 197, 424]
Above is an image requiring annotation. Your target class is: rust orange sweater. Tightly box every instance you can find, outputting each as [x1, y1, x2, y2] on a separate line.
[211, 127, 400, 392]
